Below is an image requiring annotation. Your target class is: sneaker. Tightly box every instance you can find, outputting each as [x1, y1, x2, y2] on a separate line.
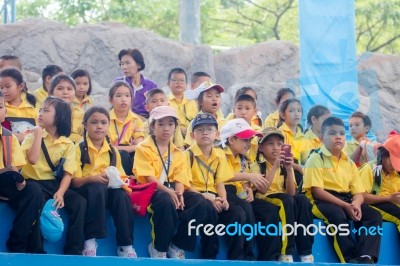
[300, 254, 314, 263]
[167, 243, 185, 259]
[278, 254, 294, 262]
[148, 243, 167, 258]
[117, 246, 138, 258]
[348, 256, 374, 264]
[82, 243, 98, 256]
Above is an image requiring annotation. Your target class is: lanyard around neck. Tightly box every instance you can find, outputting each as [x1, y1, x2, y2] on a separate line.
[113, 120, 130, 145]
[152, 136, 171, 187]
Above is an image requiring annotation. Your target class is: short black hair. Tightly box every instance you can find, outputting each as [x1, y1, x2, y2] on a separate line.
[234, 94, 256, 108]
[118, 48, 145, 71]
[321, 116, 345, 135]
[42, 65, 63, 90]
[191, 71, 210, 84]
[350, 111, 372, 129]
[0, 55, 21, 70]
[70, 68, 92, 95]
[42, 97, 72, 137]
[168, 67, 187, 82]
[145, 88, 165, 104]
[49, 74, 76, 95]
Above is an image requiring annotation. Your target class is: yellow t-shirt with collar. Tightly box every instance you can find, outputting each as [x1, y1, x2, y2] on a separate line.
[74, 137, 125, 178]
[303, 145, 364, 201]
[168, 93, 198, 129]
[73, 95, 93, 111]
[186, 143, 233, 194]
[33, 87, 48, 107]
[264, 110, 279, 128]
[133, 135, 190, 188]
[226, 113, 261, 128]
[184, 110, 227, 146]
[0, 127, 26, 169]
[279, 123, 311, 164]
[223, 145, 249, 192]
[250, 158, 295, 197]
[6, 93, 38, 124]
[302, 130, 323, 164]
[109, 109, 144, 146]
[359, 162, 400, 197]
[70, 103, 85, 144]
[20, 130, 76, 180]
[345, 138, 370, 167]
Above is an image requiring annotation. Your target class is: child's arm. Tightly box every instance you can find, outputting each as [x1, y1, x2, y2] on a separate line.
[283, 152, 296, 196]
[115, 136, 144, 153]
[292, 163, 303, 175]
[145, 175, 181, 209]
[53, 173, 72, 210]
[214, 183, 229, 212]
[175, 182, 185, 210]
[363, 192, 400, 204]
[26, 126, 43, 164]
[228, 173, 269, 192]
[71, 173, 109, 187]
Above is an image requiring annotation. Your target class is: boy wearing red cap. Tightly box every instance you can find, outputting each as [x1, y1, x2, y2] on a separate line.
[360, 130, 400, 232]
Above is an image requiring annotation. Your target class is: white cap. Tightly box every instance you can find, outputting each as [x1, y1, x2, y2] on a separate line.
[220, 118, 262, 148]
[185, 80, 224, 100]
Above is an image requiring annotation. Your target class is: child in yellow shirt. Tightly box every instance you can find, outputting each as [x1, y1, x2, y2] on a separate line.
[34, 65, 63, 106]
[71, 69, 94, 111]
[264, 88, 295, 128]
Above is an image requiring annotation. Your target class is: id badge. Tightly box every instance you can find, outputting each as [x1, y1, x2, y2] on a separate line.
[202, 191, 216, 201]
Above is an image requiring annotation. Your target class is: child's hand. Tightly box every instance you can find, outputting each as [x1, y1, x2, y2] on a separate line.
[167, 189, 180, 209]
[248, 173, 269, 191]
[216, 197, 229, 211]
[212, 199, 223, 213]
[16, 180, 26, 191]
[31, 126, 43, 136]
[93, 173, 109, 184]
[283, 152, 294, 170]
[389, 192, 400, 204]
[245, 187, 254, 203]
[351, 203, 362, 221]
[176, 191, 185, 210]
[53, 191, 65, 210]
[273, 150, 285, 168]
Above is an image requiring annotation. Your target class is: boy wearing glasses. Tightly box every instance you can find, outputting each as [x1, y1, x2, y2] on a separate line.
[167, 68, 198, 138]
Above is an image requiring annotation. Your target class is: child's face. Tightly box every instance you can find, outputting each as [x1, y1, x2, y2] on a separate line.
[228, 136, 251, 156]
[349, 117, 369, 140]
[120, 55, 140, 77]
[233, 100, 257, 124]
[280, 102, 302, 127]
[168, 73, 187, 96]
[200, 88, 221, 114]
[0, 97, 6, 123]
[84, 112, 110, 142]
[260, 135, 283, 161]
[145, 93, 168, 112]
[151, 117, 176, 142]
[321, 124, 346, 154]
[110, 85, 132, 113]
[52, 80, 75, 104]
[38, 103, 56, 128]
[0, 76, 23, 103]
[74, 76, 90, 99]
[382, 156, 395, 173]
[191, 124, 219, 147]
[312, 113, 331, 135]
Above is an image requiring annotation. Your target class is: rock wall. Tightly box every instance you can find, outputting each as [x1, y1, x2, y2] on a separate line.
[1, 18, 399, 141]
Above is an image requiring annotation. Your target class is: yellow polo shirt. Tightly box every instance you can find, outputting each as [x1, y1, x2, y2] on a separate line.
[302, 130, 323, 164]
[184, 110, 227, 146]
[303, 146, 364, 200]
[250, 159, 295, 197]
[133, 135, 190, 188]
[345, 138, 370, 167]
[223, 146, 249, 192]
[168, 93, 198, 129]
[70, 103, 84, 144]
[279, 123, 311, 164]
[74, 137, 125, 178]
[20, 130, 76, 180]
[186, 143, 233, 194]
[0, 127, 26, 168]
[359, 162, 400, 197]
[73, 95, 93, 111]
[226, 113, 261, 127]
[6, 93, 38, 124]
[109, 109, 144, 146]
[264, 110, 279, 128]
[33, 87, 48, 107]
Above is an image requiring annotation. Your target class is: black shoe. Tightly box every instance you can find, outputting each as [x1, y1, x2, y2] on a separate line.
[349, 256, 374, 264]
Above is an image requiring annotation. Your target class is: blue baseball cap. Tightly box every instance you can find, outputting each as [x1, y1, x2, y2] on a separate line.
[40, 199, 64, 242]
[192, 113, 218, 130]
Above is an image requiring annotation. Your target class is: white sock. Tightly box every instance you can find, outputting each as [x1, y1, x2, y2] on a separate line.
[84, 238, 96, 248]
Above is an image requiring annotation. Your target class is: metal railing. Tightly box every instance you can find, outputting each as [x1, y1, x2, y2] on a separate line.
[1, 0, 16, 24]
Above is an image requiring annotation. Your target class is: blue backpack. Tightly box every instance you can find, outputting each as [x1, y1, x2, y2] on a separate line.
[40, 199, 64, 242]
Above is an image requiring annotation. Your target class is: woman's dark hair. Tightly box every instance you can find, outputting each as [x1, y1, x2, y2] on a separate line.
[277, 98, 302, 129]
[49, 74, 76, 95]
[70, 68, 93, 96]
[306, 105, 331, 130]
[350, 111, 372, 130]
[42, 65, 63, 90]
[235, 86, 257, 100]
[42, 97, 72, 137]
[371, 146, 390, 194]
[81, 106, 116, 166]
[118, 48, 145, 71]
[109, 81, 132, 99]
[0, 67, 37, 107]
[275, 88, 295, 105]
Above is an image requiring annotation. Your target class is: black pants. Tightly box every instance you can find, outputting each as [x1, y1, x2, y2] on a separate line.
[313, 196, 382, 262]
[266, 193, 314, 256]
[5, 180, 44, 253]
[226, 185, 256, 260]
[75, 183, 134, 246]
[35, 180, 86, 255]
[251, 197, 281, 261]
[372, 202, 400, 232]
[119, 150, 134, 176]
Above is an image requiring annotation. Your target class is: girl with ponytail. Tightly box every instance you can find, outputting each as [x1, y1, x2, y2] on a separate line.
[72, 106, 136, 258]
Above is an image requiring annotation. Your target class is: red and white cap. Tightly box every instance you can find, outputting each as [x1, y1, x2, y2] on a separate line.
[220, 118, 262, 148]
[383, 130, 400, 171]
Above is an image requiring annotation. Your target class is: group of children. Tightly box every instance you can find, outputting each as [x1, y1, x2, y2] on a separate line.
[0, 53, 399, 264]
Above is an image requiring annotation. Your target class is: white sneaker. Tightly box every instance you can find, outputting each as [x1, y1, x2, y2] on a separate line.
[82, 243, 98, 256]
[300, 254, 314, 263]
[167, 243, 185, 259]
[148, 243, 167, 258]
[117, 246, 137, 258]
[278, 254, 294, 262]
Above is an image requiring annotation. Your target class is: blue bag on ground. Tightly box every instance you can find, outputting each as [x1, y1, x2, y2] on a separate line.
[40, 199, 64, 242]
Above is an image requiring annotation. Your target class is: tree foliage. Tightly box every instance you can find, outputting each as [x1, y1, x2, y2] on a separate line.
[14, 0, 400, 54]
